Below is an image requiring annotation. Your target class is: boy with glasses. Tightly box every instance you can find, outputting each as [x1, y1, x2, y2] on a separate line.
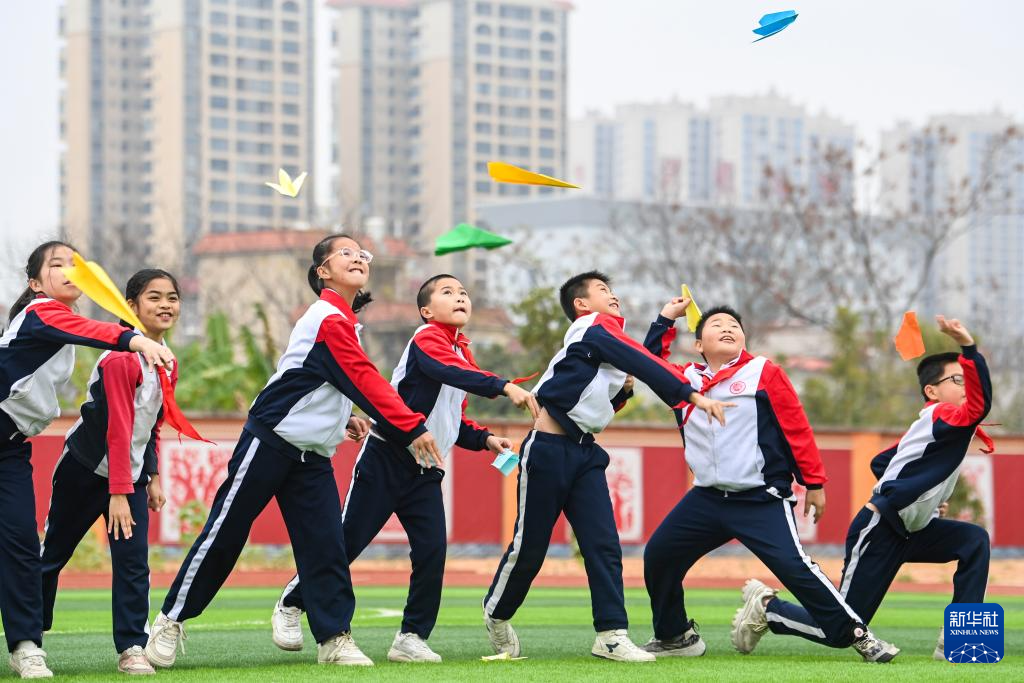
[741, 315, 993, 661]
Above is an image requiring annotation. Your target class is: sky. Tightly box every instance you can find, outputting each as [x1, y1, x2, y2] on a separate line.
[1, 0, 1022, 298]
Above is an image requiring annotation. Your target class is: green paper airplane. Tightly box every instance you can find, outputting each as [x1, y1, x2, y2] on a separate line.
[434, 223, 513, 256]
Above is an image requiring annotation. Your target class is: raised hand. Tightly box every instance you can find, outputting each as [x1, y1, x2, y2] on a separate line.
[660, 296, 692, 321]
[936, 315, 974, 346]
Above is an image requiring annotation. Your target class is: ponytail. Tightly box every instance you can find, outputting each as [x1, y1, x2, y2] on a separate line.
[308, 233, 373, 313]
[8, 240, 77, 323]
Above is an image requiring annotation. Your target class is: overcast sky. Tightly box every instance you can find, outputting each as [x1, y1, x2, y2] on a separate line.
[2, 0, 1021, 298]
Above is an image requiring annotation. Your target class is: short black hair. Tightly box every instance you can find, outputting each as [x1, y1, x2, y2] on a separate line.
[695, 305, 743, 340]
[558, 271, 610, 322]
[916, 352, 961, 400]
[417, 273, 462, 323]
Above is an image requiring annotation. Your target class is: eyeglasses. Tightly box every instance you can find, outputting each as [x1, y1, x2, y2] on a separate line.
[320, 247, 374, 268]
[934, 374, 965, 387]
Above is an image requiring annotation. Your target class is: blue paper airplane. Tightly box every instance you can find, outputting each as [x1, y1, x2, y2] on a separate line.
[753, 10, 798, 42]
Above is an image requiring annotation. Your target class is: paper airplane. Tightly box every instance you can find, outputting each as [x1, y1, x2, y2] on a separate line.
[893, 311, 926, 361]
[63, 253, 147, 332]
[487, 161, 579, 189]
[265, 168, 308, 197]
[434, 223, 513, 256]
[481, 652, 527, 661]
[681, 284, 703, 333]
[753, 10, 798, 42]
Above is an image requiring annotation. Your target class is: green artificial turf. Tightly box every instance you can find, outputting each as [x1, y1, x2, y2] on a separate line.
[28, 586, 1022, 681]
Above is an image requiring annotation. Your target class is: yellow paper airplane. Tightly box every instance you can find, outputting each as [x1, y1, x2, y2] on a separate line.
[265, 168, 308, 198]
[681, 284, 702, 333]
[487, 161, 580, 189]
[63, 253, 147, 332]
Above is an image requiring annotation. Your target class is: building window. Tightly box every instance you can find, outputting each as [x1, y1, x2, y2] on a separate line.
[499, 46, 530, 60]
[210, 96, 229, 109]
[282, 144, 299, 156]
[236, 140, 273, 155]
[499, 66, 530, 79]
[237, 36, 272, 51]
[539, 147, 555, 159]
[282, 41, 300, 54]
[210, 137, 229, 151]
[282, 61, 299, 74]
[539, 30, 556, 43]
[475, 24, 491, 35]
[540, 49, 555, 62]
[539, 88, 555, 100]
[210, 200, 230, 214]
[237, 16, 273, 31]
[539, 69, 555, 81]
[282, 206, 300, 219]
[499, 26, 531, 40]
[476, 2, 492, 15]
[237, 99, 273, 113]
[499, 5, 531, 20]
[238, 204, 274, 217]
[210, 32, 229, 47]
[210, 75, 228, 88]
[210, 179, 229, 193]
[475, 43, 492, 56]
[475, 63, 492, 75]
[475, 122, 492, 134]
[475, 181, 492, 193]
[539, 127, 555, 140]
[282, 20, 300, 33]
[282, 103, 300, 116]
[210, 11, 228, 26]
[210, 53, 228, 67]
[210, 159, 229, 171]
[282, 81, 301, 96]
[540, 9, 555, 22]
[211, 116, 229, 129]
[475, 102, 492, 114]
[282, 123, 299, 136]
[475, 142, 492, 153]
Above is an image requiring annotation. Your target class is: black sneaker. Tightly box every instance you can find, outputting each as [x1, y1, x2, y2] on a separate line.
[642, 620, 707, 657]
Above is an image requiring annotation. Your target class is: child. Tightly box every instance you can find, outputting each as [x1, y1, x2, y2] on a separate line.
[0, 242, 173, 679]
[272, 274, 540, 663]
[482, 272, 729, 663]
[145, 234, 442, 669]
[746, 315, 991, 661]
[40, 269, 180, 676]
[641, 299, 897, 662]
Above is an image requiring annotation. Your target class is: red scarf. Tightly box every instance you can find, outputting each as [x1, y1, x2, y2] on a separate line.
[157, 367, 213, 444]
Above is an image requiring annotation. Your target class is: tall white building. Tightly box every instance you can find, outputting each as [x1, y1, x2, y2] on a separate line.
[332, 0, 570, 246]
[880, 113, 1024, 327]
[61, 0, 316, 282]
[568, 92, 855, 207]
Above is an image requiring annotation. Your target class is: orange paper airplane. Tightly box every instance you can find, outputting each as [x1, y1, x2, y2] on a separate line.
[894, 311, 926, 361]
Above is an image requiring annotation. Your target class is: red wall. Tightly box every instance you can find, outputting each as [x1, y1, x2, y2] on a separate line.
[25, 428, 1024, 548]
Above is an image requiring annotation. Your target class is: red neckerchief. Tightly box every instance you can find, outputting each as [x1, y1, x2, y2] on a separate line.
[679, 350, 755, 424]
[157, 363, 213, 444]
[925, 400, 995, 454]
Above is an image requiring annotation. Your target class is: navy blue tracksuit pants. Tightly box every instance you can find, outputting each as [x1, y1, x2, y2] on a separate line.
[41, 455, 150, 653]
[161, 429, 354, 644]
[645, 486, 865, 647]
[484, 430, 627, 631]
[766, 506, 990, 645]
[0, 441, 43, 652]
[281, 436, 447, 638]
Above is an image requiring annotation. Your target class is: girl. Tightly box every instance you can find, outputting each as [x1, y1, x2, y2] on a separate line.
[40, 269, 182, 676]
[0, 242, 173, 679]
[145, 234, 443, 669]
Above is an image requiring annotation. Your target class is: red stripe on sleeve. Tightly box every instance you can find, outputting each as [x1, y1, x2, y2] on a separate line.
[99, 353, 142, 494]
[932, 354, 986, 427]
[31, 300, 131, 346]
[317, 316, 426, 435]
[759, 363, 827, 485]
[414, 326, 499, 378]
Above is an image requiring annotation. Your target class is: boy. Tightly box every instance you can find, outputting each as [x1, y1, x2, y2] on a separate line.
[482, 272, 730, 662]
[271, 274, 539, 663]
[641, 298, 898, 662]
[745, 315, 991, 661]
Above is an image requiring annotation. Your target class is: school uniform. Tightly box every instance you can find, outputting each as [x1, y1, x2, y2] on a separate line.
[0, 296, 138, 652]
[764, 345, 992, 646]
[484, 312, 695, 632]
[642, 315, 866, 647]
[158, 289, 427, 644]
[280, 321, 509, 639]
[40, 348, 170, 653]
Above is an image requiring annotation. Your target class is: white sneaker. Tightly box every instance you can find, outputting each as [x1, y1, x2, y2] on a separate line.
[933, 629, 945, 661]
[271, 600, 304, 651]
[144, 613, 186, 668]
[387, 631, 442, 663]
[317, 632, 373, 666]
[117, 646, 155, 675]
[484, 602, 521, 657]
[731, 578, 777, 654]
[591, 630, 655, 662]
[851, 628, 900, 663]
[8, 645, 52, 679]
[642, 620, 707, 657]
